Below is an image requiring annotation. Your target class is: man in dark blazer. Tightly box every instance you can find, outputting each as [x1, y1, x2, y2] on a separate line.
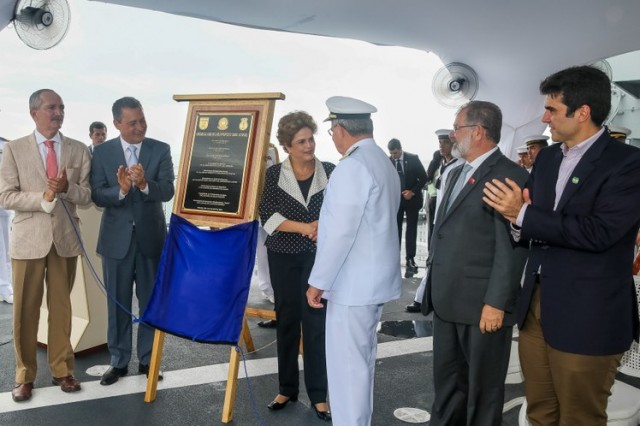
[388, 138, 427, 277]
[90, 97, 175, 386]
[485, 65, 640, 425]
[422, 101, 529, 425]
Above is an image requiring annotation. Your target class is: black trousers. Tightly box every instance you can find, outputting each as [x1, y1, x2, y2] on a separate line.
[267, 249, 328, 404]
[397, 199, 421, 260]
[430, 313, 512, 426]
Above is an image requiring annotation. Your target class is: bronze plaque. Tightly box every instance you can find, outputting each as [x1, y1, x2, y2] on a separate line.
[173, 93, 285, 228]
[183, 112, 255, 215]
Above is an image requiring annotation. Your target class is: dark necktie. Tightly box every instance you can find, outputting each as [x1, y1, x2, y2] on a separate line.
[396, 159, 406, 190]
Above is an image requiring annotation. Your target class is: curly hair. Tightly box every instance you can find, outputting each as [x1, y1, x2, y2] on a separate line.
[276, 111, 317, 148]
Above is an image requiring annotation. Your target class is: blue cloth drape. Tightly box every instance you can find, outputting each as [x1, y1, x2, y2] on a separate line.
[141, 214, 258, 344]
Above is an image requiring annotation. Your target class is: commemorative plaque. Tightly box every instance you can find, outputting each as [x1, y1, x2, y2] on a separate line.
[173, 93, 285, 228]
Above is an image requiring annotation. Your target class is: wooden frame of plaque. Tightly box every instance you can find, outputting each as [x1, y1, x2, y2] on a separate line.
[173, 93, 285, 228]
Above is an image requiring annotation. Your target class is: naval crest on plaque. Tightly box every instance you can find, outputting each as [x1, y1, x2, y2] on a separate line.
[198, 116, 210, 130]
[239, 117, 249, 131]
[217, 117, 229, 131]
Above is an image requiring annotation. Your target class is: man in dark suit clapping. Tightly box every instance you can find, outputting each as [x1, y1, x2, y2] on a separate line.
[388, 138, 427, 277]
[485, 65, 640, 425]
[90, 97, 175, 386]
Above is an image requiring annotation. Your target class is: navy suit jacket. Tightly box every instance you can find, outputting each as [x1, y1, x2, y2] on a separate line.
[90, 137, 175, 260]
[391, 151, 427, 208]
[518, 132, 640, 355]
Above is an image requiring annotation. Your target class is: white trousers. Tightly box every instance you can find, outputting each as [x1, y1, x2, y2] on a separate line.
[256, 227, 273, 297]
[414, 271, 427, 303]
[326, 301, 383, 426]
[0, 211, 12, 296]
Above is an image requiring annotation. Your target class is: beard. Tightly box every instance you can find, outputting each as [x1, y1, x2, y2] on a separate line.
[451, 136, 470, 159]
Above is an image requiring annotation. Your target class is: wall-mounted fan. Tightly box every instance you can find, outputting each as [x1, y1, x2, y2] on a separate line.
[432, 62, 479, 108]
[13, 0, 70, 50]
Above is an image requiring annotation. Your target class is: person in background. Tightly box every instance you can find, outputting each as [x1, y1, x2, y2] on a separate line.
[88, 121, 107, 155]
[259, 111, 333, 421]
[406, 128, 460, 313]
[524, 134, 549, 168]
[388, 138, 427, 278]
[425, 149, 441, 240]
[308, 96, 402, 425]
[485, 65, 640, 425]
[0, 89, 91, 401]
[0, 136, 13, 304]
[91, 96, 175, 386]
[423, 100, 529, 425]
[516, 144, 532, 171]
[256, 142, 279, 328]
[426, 129, 459, 244]
[608, 124, 631, 142]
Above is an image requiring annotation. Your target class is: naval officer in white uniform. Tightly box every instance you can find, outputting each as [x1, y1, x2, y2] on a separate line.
[307, 96, 402, 426]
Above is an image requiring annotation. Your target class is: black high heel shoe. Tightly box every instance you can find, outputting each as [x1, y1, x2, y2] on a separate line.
[313, 404, 332, 421]
[267, 395, 298, 410]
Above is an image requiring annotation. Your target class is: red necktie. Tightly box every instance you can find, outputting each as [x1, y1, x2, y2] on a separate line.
[44, 140, 58, 179]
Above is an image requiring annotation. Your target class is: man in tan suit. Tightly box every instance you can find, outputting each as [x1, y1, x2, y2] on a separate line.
[0, 89, 91, 402]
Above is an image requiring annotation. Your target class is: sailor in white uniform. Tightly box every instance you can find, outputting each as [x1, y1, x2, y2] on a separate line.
[0, 138, 13, 304]
[406, 129, 461, 312]
[307, 96, 402, 426]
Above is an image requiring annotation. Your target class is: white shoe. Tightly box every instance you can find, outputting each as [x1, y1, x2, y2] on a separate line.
[1, 294, 13, 304]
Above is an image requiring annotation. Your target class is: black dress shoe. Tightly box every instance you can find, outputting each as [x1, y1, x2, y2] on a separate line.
[406, 258, 419, 272]
[405, 301, 422, 313]
[139, 364, 163, 380]
[258, 319, 277, 328]
[267, 395, 297, 410]
[314, 406, 332, 422]
[100, 367, 128, 386]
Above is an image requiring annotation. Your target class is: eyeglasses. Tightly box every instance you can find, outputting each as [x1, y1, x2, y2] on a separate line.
[452, 123, 484, 132]
[328, 124, 339, 136]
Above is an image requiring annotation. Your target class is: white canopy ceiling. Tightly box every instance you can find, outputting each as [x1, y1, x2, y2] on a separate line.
[89, 0, 640, 153]
[4, 0, 639, 152]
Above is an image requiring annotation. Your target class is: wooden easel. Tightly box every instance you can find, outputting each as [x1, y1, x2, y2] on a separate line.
[142, 92, 284, 423]
[143, 307, 275, 422]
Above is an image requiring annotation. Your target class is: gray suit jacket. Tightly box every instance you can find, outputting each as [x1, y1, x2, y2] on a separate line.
[423, 149, 529, 326]
[90, 137, 175, 260]
[0, 133, 91, 259]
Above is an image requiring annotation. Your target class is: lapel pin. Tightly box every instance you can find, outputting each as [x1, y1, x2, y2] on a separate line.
[468, 177, 475, 185]
[571, 176, 579, 184]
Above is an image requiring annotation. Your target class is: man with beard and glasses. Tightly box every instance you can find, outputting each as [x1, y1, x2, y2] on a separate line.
[422, 100, 528, 425]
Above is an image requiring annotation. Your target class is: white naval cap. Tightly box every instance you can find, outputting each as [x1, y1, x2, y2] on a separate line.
[516, 145, 528, 154]
[324, 96, 377, 122]
[609, 125, 631, 138]
[523, 134, 549, 147]
[435, 129, 452, 139]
